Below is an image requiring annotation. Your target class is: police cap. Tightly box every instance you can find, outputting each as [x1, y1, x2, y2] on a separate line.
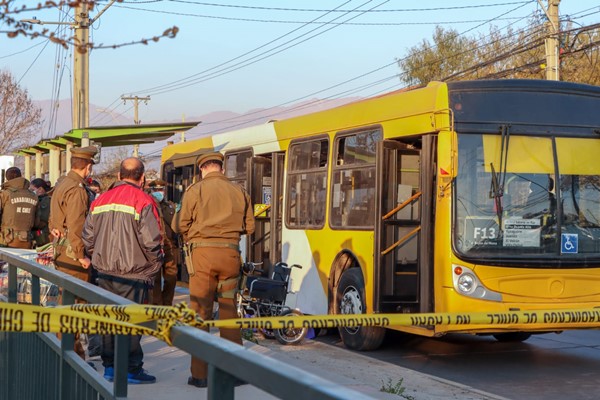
[197, 152, 224, 168]
[148, 179, 167, 189]
[70, 146, 98, 164]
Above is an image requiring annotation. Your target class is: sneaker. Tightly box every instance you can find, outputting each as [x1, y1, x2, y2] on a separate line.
[104, 367, 114, 382]
[127, 369, 156, 384]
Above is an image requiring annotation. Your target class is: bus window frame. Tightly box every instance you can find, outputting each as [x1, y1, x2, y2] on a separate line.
[224, 148, 254, 190]
[329, 126, 383, 231]
[285, 134, 330, 230]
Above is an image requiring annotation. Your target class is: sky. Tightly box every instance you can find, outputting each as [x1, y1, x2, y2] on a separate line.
[1, 1, 600, 147]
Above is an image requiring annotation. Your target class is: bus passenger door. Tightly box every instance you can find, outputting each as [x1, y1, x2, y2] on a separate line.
[374, 138, 434, 314]
[247, 154, 284, 276]
[163, 161, 197, 284]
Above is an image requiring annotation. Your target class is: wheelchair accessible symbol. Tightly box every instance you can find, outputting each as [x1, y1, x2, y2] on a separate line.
[561, 233, 578, 254]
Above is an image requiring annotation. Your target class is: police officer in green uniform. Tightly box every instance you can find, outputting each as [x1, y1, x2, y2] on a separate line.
[0, 167, 38, 249]
[48, 146, 97, 360]
[173, 152, 255, 388]
[49, 146, 97, 281]
[147, 179, 179, 306]
[30, 178, 52, 247]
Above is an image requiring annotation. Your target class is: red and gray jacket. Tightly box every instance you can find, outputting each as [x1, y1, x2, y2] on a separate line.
[82, 181, 163, 283]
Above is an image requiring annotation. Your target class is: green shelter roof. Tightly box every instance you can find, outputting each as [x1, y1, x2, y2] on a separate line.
[18, 122, 200, 155]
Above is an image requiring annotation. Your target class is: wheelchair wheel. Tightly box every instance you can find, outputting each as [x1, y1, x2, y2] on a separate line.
[274, 309, 307, 345]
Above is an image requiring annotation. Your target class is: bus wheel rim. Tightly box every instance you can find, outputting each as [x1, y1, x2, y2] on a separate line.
[340, 285, 362, 334]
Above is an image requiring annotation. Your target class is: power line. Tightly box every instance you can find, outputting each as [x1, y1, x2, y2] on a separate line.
[129, 0, 356, 95]
[161, 1, 534, 13]
[112, 2, 527, 26]
[182, 1, 536, 135]
[142, 0, 392, 97]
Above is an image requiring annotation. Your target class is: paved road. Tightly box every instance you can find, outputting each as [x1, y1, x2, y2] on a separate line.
[317, 329, 600, 400]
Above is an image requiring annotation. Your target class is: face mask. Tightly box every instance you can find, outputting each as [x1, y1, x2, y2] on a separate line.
[151, 191, 164, 202]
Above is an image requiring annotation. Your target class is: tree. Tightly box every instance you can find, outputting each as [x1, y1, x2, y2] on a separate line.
[398, 19, 600, 86]
[92, 146, 159, 191]
[0, 69, 42, 154]
[398, 26, 477, 86]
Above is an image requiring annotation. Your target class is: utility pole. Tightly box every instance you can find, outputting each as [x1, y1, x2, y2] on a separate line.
[538, 0, 561, 81]
[122, 95, 151, 157]
[73, 2, 90, 129]
[22, 1, 118, 129]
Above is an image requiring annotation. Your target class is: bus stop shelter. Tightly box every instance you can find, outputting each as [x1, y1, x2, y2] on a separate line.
[17, 122, 200, 184]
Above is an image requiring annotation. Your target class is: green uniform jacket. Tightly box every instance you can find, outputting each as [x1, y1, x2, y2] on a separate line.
[174, 171, 255, 245]
[49, 170, 93, 259]
[0, 177, 38, 245]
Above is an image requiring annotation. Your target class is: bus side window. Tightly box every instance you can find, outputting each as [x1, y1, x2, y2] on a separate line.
[286, 137, 329, 229]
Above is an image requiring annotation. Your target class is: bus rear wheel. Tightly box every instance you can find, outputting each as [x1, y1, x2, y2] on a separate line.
[493, 332, 532, 342]
[336, 268, 385, 351]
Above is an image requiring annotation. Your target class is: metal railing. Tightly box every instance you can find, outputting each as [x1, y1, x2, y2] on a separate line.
[0, 248, 374, 400]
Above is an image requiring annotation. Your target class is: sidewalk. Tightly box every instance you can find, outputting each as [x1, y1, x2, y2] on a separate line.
[87, 288, 507, 400]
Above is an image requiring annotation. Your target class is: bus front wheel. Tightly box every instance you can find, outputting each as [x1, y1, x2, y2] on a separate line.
[336, 268, 385, 351]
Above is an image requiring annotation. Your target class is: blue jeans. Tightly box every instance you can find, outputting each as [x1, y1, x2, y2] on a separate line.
[97, 275, 149, 374]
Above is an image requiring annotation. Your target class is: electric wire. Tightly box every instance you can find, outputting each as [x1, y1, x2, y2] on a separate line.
[112, 2, 526, 26]
[132, 0, 392, 96]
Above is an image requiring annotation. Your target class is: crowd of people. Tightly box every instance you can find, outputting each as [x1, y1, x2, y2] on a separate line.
[0, 147, 255, 388]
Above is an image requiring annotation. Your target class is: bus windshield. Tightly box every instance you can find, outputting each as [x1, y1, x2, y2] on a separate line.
[454, 133, 600, 264]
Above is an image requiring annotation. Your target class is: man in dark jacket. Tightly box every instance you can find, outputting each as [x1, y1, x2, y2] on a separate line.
[30, 178, 51, 247]
[82, 157, 162, 385]
[0, 167, 38, 249]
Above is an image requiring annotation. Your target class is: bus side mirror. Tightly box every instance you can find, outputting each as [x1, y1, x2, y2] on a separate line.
[438, 130, 458, 179]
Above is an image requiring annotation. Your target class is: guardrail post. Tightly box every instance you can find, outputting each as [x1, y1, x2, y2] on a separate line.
[114, 334, 130, 397]
[207, 364, 235, 400]
[31, 274, 41, 305]
[8, 264, 17, 303]
[60, 290, 76, 400]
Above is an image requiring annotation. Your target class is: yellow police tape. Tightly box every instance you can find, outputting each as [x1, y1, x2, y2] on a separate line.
[2, 302, 600, 345]
[0, 302, 203, 345]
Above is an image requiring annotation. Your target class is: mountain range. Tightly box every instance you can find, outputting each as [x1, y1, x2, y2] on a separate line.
[34, 97, 361, 144]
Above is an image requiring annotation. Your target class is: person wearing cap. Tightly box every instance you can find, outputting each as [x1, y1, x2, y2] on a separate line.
[49, 145, 97, 278]
[30, 178, 52, 247]
[147, 178, 178, 306]
[173, 151, 255, 388]
[48, 145, 97, 360]
[0, 167, 38, 249]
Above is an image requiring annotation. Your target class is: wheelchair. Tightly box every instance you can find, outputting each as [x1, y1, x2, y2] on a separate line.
[236, 261, 307, 345]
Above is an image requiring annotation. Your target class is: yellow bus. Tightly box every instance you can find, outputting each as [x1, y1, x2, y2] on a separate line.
[162, 80, 600, 350]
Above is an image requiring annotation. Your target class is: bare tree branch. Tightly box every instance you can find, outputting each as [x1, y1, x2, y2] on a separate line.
[0, 70, 43, 154]
[1, 1, 178, 52]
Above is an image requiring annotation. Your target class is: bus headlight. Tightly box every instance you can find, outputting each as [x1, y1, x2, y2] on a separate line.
[452, 264, 502, 301]
[457, 273, 475, 294]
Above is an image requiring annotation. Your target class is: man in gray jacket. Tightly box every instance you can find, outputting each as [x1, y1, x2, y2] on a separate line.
[82, 157, 162, 385]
